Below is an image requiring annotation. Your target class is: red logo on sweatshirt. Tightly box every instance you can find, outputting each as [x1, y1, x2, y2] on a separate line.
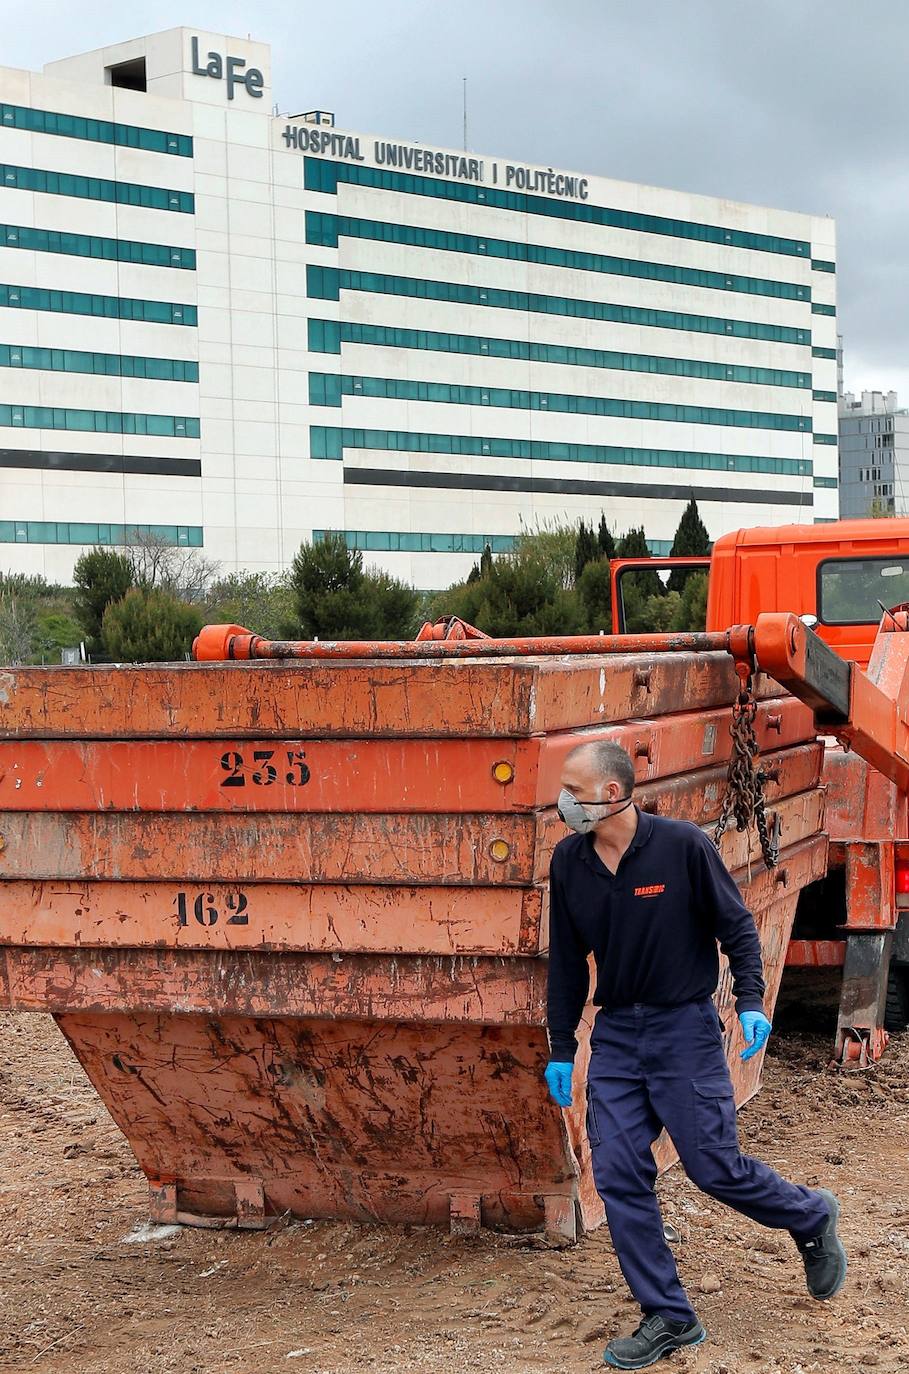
[634, 883, 666, 897]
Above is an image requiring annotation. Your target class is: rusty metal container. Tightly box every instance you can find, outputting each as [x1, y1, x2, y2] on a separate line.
[0, 634, 826, 1241]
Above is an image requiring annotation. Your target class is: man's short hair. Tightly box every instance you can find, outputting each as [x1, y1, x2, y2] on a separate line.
[566, 740, 636, 795]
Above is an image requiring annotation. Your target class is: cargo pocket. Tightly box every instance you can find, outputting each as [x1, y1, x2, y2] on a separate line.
[585, 1094, 602, 1147]
[692, 1078, 738, 1150]
[695, 999, 725, 1036]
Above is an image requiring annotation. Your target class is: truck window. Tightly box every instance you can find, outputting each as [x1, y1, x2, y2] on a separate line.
[818, 557, 909, 625]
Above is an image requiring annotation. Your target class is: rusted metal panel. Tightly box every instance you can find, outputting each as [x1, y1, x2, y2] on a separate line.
[0, 698, 815, 814]
[786, 939, 846, 967]
[844, 840, 896, 931]
[823, 749, 909, 843]
[0, 948, 549, 1021]
[0, 881, 541, 956]
[55, 1012, 570, 1231]
[0, 812, 538, 884]
[0, 657, 782, 740]
[0, 747, 822, 889]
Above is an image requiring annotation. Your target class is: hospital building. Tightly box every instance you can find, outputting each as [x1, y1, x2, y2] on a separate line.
[0, 27, 838, 588]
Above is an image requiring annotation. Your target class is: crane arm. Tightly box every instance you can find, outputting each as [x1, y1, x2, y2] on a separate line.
[754, 611, 909, 794]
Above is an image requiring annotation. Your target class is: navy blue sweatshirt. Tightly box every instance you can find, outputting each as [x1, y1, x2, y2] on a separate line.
[546, 809, 766, 1061]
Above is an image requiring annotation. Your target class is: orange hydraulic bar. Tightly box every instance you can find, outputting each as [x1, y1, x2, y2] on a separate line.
[194, 623, 751, 662]
[754, 611, 909, 793]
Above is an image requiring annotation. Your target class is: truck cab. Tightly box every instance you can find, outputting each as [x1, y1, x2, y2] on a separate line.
[707, 520, 909, 670]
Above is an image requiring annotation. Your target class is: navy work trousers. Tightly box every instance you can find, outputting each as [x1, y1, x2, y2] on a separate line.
[586, 999, 829, 1324]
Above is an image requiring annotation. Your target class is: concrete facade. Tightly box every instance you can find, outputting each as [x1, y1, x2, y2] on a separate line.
[839, 389, 909, 519]
[0, 27, 838, 588]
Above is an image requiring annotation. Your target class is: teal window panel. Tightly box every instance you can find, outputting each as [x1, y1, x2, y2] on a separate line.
[0, 403, 200, 437]
[308, 319, 342, 353]
[811, 303, 836, 316]
[1, 221, 195, 269]
[307, 265, 340, 300]
[305, 210, 812, 302]
[309, 425, 343, 459]
[0, 163, 194, 213]
[0, 343, 198, 382]
[0, 283, 197, 326]
[813, 434, 838, 445]
[305, 211, 339, 247]
[305, 267, 810, 347]
[308, 373, 342, 406]
[813, 476, 838, 488]
[811, 260, 836, 273]
[313, 371, 811, 432]
[0, 521, 202, 546]
[814, 517, 836, 523]
[303, 158, 811, 259]
[812, 390, 837, 403]
[309, 425, 813, 477]
[812, 346, 837, 360]
[316, 316, 812, 390]
[1, 102, 192, 156]
[312, 528, 671, 556]
[313, 528, 519, 554]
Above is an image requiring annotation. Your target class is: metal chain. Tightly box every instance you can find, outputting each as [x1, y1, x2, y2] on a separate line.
[713, 673, 779, 870]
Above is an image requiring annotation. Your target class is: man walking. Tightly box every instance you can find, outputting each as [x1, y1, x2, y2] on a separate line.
[544, 740, 847, 1370]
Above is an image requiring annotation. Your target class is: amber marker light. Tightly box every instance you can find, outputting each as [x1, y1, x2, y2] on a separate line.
[489, 838, 512, 862]
[492, 760, 515, 784]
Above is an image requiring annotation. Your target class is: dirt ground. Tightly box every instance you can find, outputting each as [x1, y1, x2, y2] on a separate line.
[0, 1005, 907, 1374]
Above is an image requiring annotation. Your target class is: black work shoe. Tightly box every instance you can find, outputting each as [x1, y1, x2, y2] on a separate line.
[603, 1314, 707, 1369]
[794, 1187, 848, 1300]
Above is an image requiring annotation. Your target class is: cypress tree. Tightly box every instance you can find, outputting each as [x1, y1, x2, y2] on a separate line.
[668, 498, 711, 592]
[597, 513, 617, 561]
[574, 520, 599, 584]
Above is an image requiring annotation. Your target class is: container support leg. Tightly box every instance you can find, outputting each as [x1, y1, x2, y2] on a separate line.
[833, 930, 893, 1067]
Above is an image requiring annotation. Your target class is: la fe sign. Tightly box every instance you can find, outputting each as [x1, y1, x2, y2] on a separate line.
[190, 36, 264, 100]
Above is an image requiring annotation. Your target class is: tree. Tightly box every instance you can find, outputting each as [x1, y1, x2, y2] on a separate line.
[101, 587, 203, 662]
[429, 524, 585, 636]
[668, 498, 711, 592]
[597, 513, 617, 561]
[577, 557, 613, 633]
[290, 534, 419, 639]
[34, 610, 84, 661]
[480, 543, 494, 578]
[73, 548, 134, 650]
[615, 527, 665, 629]
[0, 588, 36, 665]
[205, 571, 296, 639]
[574, 519, 599, 583]
[641, 590, 682, 631]
[123, 527, 219, 603]
[671, 571, 709, 631]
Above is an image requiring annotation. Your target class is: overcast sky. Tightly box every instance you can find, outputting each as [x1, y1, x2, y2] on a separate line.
[7, 0, 909, 398]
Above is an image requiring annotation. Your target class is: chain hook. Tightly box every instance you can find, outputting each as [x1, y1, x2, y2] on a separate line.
[714, 656, 779, 870]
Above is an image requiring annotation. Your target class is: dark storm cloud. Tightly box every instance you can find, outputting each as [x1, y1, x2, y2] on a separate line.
[8, 0, 909, 390]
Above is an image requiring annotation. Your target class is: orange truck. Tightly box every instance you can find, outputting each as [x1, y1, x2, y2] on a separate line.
[0, 515, 906, 1241]
[612, 517, 909, 1059]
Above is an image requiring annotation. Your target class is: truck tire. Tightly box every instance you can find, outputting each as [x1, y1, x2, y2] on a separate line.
[884, 967, 909, 1032]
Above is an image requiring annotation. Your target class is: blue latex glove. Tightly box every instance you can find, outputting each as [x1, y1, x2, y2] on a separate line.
[739, 1010, 772, 1061]
[544, 1060, 574, 1107]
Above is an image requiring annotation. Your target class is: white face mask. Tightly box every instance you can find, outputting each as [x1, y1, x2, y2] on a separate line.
[557, 787, 634, 835]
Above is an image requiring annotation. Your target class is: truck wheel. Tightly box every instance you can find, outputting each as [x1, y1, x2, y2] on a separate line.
[884, 967, 909, 1032]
